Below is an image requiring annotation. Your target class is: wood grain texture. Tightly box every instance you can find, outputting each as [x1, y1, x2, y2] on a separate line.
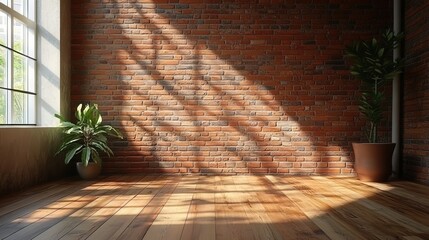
[0, 128, 68, 195]
[1, 175, 429, 240]
[180, 176, 216, 240]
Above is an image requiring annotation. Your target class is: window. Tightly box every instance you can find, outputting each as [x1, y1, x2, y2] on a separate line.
[0, 0, 35, 125]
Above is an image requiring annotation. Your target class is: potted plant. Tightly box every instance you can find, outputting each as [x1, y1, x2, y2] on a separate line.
[55, 103, 123, 180]
[346, 29, 403, 182]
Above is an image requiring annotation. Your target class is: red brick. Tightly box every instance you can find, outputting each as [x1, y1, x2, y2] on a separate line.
[261, 162, 279, 168]
[71, 0, 391, 175]
[403, 1, 429, 183]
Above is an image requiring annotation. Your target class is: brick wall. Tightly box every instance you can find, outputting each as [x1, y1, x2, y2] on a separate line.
[403, 1, 429, 183]
[71, 0, 392, 174]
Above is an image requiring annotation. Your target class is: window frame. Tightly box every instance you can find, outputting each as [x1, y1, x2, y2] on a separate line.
[0, 0, 36, 126]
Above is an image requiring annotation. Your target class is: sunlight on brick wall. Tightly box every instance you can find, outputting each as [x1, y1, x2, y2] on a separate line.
[71, 0, 392, 174]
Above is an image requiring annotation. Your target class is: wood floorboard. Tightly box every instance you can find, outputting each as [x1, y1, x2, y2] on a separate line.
[360, 180, 429, 207]
[266, 175, 369, 240]
[0, 178, 101, 239]
[309, 176, 414, 238]
[117, 176, 180, 239]
[215, 175, 259, 240]
[180, 176, 216, 240]
[0, 179, 84, 219]
[252, 176, 329, 239]
[232, 176, 280, 240]
[2, 175, 131, 240]
[34, 175, 156, 240]
[0, 180, 70, 211]
[142, 176, 197, 240]
[58, 175, 146, 240]
[84, 175, 158, 240]
[330, 177, 429, 230]
[1, 175, 429, 240]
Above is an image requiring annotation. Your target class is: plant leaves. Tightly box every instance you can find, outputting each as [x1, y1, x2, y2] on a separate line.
[96, 114, 102, 126]
[55, 114, 66, 122]
[55, 103, 123, 165]
[65, 126, 82, 135]
[345, 29, 403, 142]
[75, 104, 83, 121]
[81, 147, 91, 166]
[90, 141, 113, 157]
[64, 144, 83, 164]
[92, 150, 101, 164]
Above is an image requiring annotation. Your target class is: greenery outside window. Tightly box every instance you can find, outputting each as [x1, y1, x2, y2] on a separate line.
[0, 0, 36, 125]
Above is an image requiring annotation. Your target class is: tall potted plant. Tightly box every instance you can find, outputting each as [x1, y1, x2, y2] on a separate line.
[346, 29, 403, 182]
[55, 103, 123, 180]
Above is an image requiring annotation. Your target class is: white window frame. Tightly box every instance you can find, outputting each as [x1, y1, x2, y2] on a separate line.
[0, 1, 36, 125]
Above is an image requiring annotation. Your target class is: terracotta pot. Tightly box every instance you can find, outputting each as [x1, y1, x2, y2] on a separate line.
[352, 143, 396, 182]
[76, 162, 101, 180]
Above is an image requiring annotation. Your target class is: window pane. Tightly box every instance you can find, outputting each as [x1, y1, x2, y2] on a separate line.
[0, 0, 8, 7]
[12, 53, 34, 93]
[13, 19, 23, 52]
[0, 88, 6, 124]
[0, 47, 7, 87]
[0, 10, 8, 47]
[11, 90, 24, 124]
[26, 56, 34, 92]
[11, 91, 34, 124]
[13, 52, 24, 90]
[13, 0, 23, 16]
[13, 19, 34, 58]
[27, 0, 34, 21]
[27, 90, 34, 123]
[26, 23, 34, 57]
[12, 0, 34, 21]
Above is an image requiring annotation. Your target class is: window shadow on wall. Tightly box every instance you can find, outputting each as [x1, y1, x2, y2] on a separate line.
[69, 1, 393, 174]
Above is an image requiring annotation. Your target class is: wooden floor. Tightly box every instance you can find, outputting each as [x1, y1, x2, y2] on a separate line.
[1, 175, 429, 240]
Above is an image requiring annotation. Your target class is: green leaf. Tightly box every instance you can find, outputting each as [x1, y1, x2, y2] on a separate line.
[98, 125, 123, 139]
[81, 147, 91, 166]
[93, 130, 107, 138]
[55, 113, 66, 122]
[59, 121, 77, 128]
[90, 141, 114, 156]
[64, 144, 83, 164]
[56, 138, 82, 155]
[55, 102, 123, 165]
[92, 150, 101, 164]
[75, 104, 83, 121]
[378, 48, 385, 57]
[65, 126, 82, 135]
[345, 29, 403, 142]
[96, 114, 102, 126]
[82, 104, 90, 117]
[93, 134, 107, 143]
